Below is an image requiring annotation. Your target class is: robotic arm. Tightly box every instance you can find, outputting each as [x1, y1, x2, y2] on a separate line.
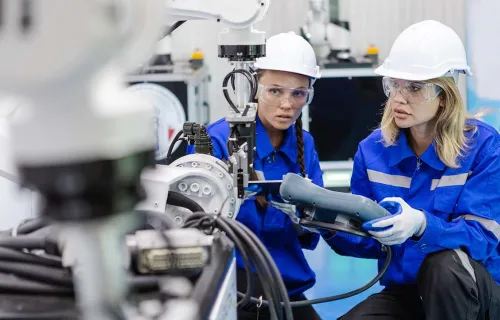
[168, 0, 270, 197]
[136, 0, 271, 224]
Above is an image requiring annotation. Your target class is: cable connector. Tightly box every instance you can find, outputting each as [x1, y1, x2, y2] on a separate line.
[182, 122, 213, 155]
[127, 229, 212, 275]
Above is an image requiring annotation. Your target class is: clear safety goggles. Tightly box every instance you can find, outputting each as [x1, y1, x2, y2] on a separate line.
[258, 84, 314, 107]
[382, 77, 442, 104]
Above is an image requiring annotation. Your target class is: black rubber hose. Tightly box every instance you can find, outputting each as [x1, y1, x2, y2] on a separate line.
[163, 20, 186, 37]
[232, 221, 283, 319]
[209, 216, 254, 308]
[0, 311, 77, 320]
[185, 213, 287, 319]
[0, 261, 72, 287]
[0, 237, 45, 250]
[0, 273, 71, 295]
[243, 245, 393, 307]
[0, 247, 62, 268]
[17, 218, 49, 235]
[128, 276, 160, 292]
[166, 191, 205, 213]
[165, 130, 184, 165]
[235, 219, 293, 319]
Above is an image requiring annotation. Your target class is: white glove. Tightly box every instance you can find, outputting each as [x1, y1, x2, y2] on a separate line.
[243, 184, 262, 201]
[269, 201, 299, 224]
[269, 201, 320, 234]
[367, 197, 427, 245]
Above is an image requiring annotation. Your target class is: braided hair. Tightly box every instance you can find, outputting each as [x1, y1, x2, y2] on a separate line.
[294, 113, 307, 178]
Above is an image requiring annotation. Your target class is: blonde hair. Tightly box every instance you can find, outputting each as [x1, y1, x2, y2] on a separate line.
[380, 76, 477, 168]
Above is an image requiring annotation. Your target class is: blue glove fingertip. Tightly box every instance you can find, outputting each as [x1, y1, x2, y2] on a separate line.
[362, 200, 402, 232]
[362, 217, 393, 232]
[245, 184, 262, 193]
[379, 200, 403, 215]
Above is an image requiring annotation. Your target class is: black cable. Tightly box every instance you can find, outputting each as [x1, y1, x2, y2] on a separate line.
[222, 69, 257, 114]
[0, 273, 72, 295]
[230, 219, 283, 319]
[230, 69, 258, 99]
[184, 213, 287, 319]
[222, 72, 242, 113]
[241, 245, 392, 307]
[163, 20, 186, 38]
[0, 261, 72, 287]
[207, 216, 254, 308]
[0, 247, 62, 268]
[17, 218, 49, 235]
[0, 311, 77, 319]
[166, 191, 205, 213]
[0, 236, 45, 250]
[165, 130, 184, 165]
[185, 211, 392, 315]
[236, 220, 293, 319]
[184, 214, 272, 304]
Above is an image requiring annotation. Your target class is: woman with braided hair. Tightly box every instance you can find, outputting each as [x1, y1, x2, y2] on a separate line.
[187, 32, 324, 319]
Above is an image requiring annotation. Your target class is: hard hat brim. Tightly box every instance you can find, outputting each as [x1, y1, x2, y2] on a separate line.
[374, 65, 472, 81]
[254, 64, 322, 80]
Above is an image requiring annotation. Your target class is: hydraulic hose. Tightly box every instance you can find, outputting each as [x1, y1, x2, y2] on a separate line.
[166, 191, 205, 213]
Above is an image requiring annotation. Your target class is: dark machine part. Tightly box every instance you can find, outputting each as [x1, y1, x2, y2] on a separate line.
[218, 44, 266, 61]
[227, 121, 256, 189]
[183, 122, 213, 156]
[151, 54, 173, 68]
[0, 223, 235, 320]
[279, 173, 391, 237]
[18, 151, 155, 221]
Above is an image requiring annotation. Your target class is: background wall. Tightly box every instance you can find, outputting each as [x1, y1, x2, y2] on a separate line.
[465, 0, 500, 130]
[170, 0, 466, 123]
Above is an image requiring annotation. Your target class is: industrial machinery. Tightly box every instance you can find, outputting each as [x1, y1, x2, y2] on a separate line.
[0, 1, 393, 319]
[300, 0, 369, 68]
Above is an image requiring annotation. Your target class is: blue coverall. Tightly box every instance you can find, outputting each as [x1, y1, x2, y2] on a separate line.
[325, 118, 500, 287]
[186, 116, 324, 297]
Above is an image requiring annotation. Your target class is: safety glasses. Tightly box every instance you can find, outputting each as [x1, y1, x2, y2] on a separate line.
[258, 84, 314, 107]
[382, 77, 442, 104]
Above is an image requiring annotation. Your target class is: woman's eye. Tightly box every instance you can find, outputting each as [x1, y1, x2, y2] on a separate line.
[408, 85, 422, 93]
[269, 88, 281, 95]
[292, 90, 307, 97]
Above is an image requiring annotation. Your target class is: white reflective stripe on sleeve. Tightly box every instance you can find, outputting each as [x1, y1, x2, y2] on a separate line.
[461, 214, 500, 240]
[254, 170, 265, 180]
[430, 172, 469, 191]
[366, 169, 411, 188]
[453, 249, 476, 282]
[430, 179, 439, 191]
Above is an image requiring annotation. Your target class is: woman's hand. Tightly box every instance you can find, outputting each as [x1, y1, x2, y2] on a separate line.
[365, 197, 427, 245]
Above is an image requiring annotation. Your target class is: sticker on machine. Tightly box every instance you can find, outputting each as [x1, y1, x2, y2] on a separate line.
[125, 83, 186, 161]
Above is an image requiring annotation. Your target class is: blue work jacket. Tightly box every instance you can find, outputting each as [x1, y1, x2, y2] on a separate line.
[325, 118, 500, 287]
[186, 116, 324, 297]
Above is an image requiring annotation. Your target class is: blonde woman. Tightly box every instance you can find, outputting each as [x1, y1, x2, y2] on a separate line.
[324, 20, 500, 319]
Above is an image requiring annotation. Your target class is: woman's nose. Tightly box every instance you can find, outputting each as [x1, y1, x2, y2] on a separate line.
[279, 96, 293, 109]
[392, 89, 407, 104]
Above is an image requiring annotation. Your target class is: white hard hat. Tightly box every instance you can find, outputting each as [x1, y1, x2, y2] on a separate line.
[374, 20, 472, 81]
[255, 32, 321, 80]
